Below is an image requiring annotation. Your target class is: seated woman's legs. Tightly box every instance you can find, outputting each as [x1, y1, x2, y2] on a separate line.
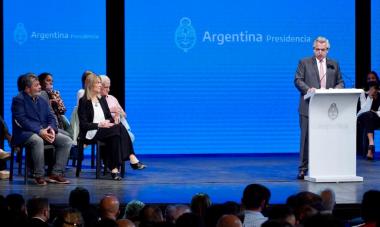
[94, 124, 145, 179]
[95, 126, 124, 174]
[117, 124, 146, 169]
[103, 135, 122, 173]
[358, 112, 380, 159]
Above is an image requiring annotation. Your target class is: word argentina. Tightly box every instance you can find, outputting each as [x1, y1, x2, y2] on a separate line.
[31, 32, 99, 40]
[202, 31, 311, 45]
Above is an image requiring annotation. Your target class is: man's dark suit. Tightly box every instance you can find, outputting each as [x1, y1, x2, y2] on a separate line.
[28, 217, 50, 227]
[294, 57, 344, 173]
[11, 91, 72, 178]
[11, 92, 57, 146]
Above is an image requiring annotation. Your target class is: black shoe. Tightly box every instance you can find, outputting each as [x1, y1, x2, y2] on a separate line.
[130, 162, 146, 170]
[111, 172, 122, 181]
[297, 171, 305, 180]
[366, 145, 375, 161]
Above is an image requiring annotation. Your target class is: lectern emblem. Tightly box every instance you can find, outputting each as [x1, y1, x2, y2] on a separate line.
[328, 103, 339, 120]
[175, 17, 196, 52]
[14, 23, 28, 45]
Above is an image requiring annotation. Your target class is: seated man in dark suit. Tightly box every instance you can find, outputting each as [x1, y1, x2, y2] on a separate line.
[11, 73, 72, 185]
[26, 197, 50, 227]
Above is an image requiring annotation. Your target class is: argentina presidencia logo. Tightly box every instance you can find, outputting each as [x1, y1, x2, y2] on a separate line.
[328, 103, 339, 120]
[175, 17, 196, 52]
[14, 23, 28, 45]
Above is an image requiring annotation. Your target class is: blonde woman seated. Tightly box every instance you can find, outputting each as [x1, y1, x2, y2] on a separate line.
[99, 75, 135, 143]
[70, 70, 95, 146]
[78, 74, 145, 180]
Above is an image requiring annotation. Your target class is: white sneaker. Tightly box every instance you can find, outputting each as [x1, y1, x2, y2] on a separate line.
[0, 149, 10, 160]
[0, 170, 10, 180]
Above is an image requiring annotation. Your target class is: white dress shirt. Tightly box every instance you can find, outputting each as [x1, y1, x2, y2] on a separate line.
[86, 101, 106, 140]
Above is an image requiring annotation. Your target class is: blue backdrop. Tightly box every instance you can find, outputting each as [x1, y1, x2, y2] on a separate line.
[3, 0, 106, 151]
[3, 1, 355, 155]
[372, 0, 380, 73]
[125, 0, 355, 154]
[371, 0, 380, 148]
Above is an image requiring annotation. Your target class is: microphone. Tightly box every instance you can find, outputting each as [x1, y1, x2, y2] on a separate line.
[327, 64, 335, 69]
[327, 62, 355, 88]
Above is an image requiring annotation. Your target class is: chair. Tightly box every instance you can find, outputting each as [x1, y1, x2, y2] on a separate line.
[70, 143, 96, 168]
[9, 143, 55, 184]
[68, 106, 97, 167]
[75, 137, 125, 179]
[75, 138, 102, 178]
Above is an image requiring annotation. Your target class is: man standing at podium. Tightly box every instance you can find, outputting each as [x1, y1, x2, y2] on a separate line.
[294, 36, 344, 180]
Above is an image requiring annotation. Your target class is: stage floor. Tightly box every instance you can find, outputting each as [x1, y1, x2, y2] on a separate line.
[0, 154, 379, 205]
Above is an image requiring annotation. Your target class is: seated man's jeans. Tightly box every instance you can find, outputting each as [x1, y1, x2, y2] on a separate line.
[24, 133, 72, 177]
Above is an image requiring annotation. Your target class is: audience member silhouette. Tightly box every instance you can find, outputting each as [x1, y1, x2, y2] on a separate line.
[139, 205, 164, 227]
[216, 214, 242, 227]
[117, 218, 136, 227]
[267, 206, 296, 226]
[359, 190, 380, 227]
[4, 193, 28, 226]
[320, 188, 336, 214]
[96, 195, 120, 227]
[302, 213, 344, 227]
[27, 197, 50, 227]
[69, 187, 98, 227]
[191, 193, 212, 220]
[52, 208, 84, 227]
[124, 200, 145, 225]
[0, 185, 380, 227]
[286, 191, 323, 225]
[241, 183, 271, 227]
[261, 220, 293, 227]
[176, 212, 205, 227]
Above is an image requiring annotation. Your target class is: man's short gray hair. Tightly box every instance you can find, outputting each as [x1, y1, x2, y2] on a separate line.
[24, 73, 38, 89]
[313, 36, 330, 49]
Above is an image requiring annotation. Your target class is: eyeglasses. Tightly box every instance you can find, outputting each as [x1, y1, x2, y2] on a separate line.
[63, 220, 83, 227]
[314, 48, 328, 52]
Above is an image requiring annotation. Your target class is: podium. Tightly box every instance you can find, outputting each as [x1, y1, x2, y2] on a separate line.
[304, 89, 363, 182]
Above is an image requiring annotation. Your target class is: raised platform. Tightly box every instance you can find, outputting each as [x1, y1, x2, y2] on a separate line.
[0, 153, 379, 205]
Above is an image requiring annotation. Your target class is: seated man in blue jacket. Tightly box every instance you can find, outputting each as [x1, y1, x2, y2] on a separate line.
[12, 73, 72, 185]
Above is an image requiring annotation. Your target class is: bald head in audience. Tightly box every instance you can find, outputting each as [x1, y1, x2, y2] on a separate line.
[100, 195, 120, 220]
[216, 215, 242, 227]
[117, 219, 136, 227]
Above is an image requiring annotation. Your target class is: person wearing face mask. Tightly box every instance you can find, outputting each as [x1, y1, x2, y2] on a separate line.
[294, 36, 345, 180]
[38, 73, 69, 132]
[357, 71, 380, 160]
